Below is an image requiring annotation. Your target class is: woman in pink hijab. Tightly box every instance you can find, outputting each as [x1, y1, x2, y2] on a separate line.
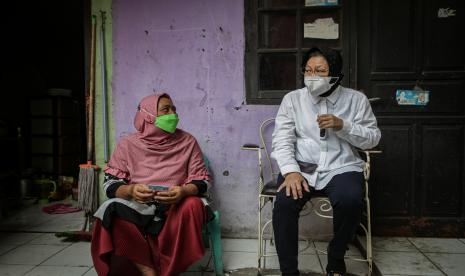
[91, 93, 211, 276]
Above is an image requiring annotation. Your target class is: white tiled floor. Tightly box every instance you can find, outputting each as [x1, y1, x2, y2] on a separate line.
[0, 233, 361, 276]
[425, 253, 465, 276]
[22, 265, 91, 276]
[409, 238, 465, 254]
[42, 242, 93, 267]
[194, 238, 359, 275]
[0, 233, 43, 246]
[1, 201, 465, 275]
[371, 237, 417, 252]
[359, 236, 465, 276]
[0, 264, 36, 276]
[0, 233, 93, 276]
[0, 244, 68, 265]
[28, 234, 73, 246]
[372, 251, 443, 276]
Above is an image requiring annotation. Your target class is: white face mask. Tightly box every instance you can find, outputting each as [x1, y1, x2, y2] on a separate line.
[304, 76, 333, 97]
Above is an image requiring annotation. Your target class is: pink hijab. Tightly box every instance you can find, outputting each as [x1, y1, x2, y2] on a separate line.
[104, 93, 211, 186]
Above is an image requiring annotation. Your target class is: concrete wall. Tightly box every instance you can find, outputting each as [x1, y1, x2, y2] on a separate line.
[97, 0, 331, 238]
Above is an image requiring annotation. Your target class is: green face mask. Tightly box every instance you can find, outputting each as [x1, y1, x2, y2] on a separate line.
[155, 113, 179, 133]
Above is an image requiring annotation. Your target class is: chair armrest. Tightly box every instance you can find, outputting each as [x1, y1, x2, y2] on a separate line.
[362, 150, 382, 154]
[358, 148, 382, 182]
[241, 144, 261, 151]
[357, 148, 382, 156]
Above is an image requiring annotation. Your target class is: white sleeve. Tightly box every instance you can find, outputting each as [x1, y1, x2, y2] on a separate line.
[271, 96, 301, 176]
[335, 95, 381, 149]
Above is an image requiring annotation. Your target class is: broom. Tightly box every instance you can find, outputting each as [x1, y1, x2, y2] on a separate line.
[56, 15, 99, 242]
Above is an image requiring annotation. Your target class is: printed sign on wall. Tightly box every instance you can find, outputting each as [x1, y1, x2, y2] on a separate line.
[396, 90, 430, 106]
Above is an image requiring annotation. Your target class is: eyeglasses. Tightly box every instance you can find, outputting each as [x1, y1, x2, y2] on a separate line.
[301, 67, 329, 76]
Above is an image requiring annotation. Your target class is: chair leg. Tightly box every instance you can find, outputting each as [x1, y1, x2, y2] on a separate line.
[258, 195, 264, 273]
[366, 191, 372, 276]
[208, 211, 224, 276]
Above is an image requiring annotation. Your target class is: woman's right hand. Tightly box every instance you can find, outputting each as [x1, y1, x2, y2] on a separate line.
[130, 184, 155, 203]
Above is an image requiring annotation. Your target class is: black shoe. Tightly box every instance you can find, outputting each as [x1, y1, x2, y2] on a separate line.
[327, 272, 345, 276]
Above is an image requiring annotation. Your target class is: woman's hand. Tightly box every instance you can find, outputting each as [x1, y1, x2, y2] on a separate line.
[278, 172, 310, 199]
[317, 114, 343, 131]
[154, 186, 187, 205]
[131, 184, 155, 203]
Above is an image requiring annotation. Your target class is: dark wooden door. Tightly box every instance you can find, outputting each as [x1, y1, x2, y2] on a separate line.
[355, 0, 465, 236]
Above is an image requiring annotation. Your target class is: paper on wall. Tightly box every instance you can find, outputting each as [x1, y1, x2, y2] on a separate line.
[305, 0, 338, 6]
[304, 17, 339, 39]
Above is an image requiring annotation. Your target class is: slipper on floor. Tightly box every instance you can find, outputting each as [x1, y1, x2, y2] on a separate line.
[42, 203, 81, 214]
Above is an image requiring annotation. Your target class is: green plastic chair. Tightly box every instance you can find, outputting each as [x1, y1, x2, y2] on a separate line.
[202, 210, 224, 275]
[201, 155, 224, 275]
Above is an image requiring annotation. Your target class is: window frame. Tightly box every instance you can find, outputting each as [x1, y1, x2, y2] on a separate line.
[244, 0, 352, 105]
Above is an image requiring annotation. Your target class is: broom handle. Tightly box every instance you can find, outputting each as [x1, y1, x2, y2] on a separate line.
[100, 10, 109, 163]
[87, 15, 97, 162]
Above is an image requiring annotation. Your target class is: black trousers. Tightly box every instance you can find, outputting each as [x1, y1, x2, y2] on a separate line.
[272, 171, 364, 275]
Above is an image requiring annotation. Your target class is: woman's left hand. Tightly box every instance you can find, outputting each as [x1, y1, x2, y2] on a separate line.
[153, 186, 186, 205]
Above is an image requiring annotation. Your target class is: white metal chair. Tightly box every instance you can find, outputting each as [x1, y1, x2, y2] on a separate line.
[355, 149, 382, 275]
[242, 117, 381, 276]
[242, 118, 278, 274]
[242, 118, 312, 275]
[312, 149, 381, 276]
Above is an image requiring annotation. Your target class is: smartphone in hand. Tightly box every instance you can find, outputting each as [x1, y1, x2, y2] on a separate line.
[147, 185, 169, 194]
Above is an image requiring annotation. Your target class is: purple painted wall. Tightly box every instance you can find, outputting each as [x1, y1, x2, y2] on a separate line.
[112, 0, 331, 237]
[112, 0, 276, 237]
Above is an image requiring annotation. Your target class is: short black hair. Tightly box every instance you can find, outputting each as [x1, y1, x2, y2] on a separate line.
[302, 47, 343, 77]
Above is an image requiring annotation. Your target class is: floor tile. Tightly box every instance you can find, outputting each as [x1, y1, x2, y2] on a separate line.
[222, 251, 262, 271]
[51, 212, 85, 221]
[373, 251, 443, 275]
[221, 239, 258, 253]
[82, 267, 98, 276]
[0, 264, 35, 276]
[372, 237, 418, 252]
[0, 213, 55, 232]
[221, 238, 316, 255]
[42, 242, 92, 267]
[0, 213, 53, 231]
[22, 265, 90, 276]
[28, 234, 73, 246]
[409, 238, 465, 253]
[0, 200, 85, 233]
[0, 218, 54, 231]
[3, 201, 465, 276]
[426, 253, 465, 276]
[0, 244, 67, 265]
[298, 240, 318, 255]
[186, 250, 213, 272]
[298, 254, 324, 273]
[28, 219, 84, 232]
[0, 233, 43, 245]
[0, 245, 18, 256]
[222, 251, 323, 273]
[180, 272, 215, 276]
[314, 241, 361, 256]
[261, 239, 277, 254]
[318, 253, 369, 276]
[228, 267, 276, 275]
[226, 267, 328, 275]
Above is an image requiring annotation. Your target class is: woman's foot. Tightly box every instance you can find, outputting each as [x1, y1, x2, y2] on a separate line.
[134, 262, 157, 276]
